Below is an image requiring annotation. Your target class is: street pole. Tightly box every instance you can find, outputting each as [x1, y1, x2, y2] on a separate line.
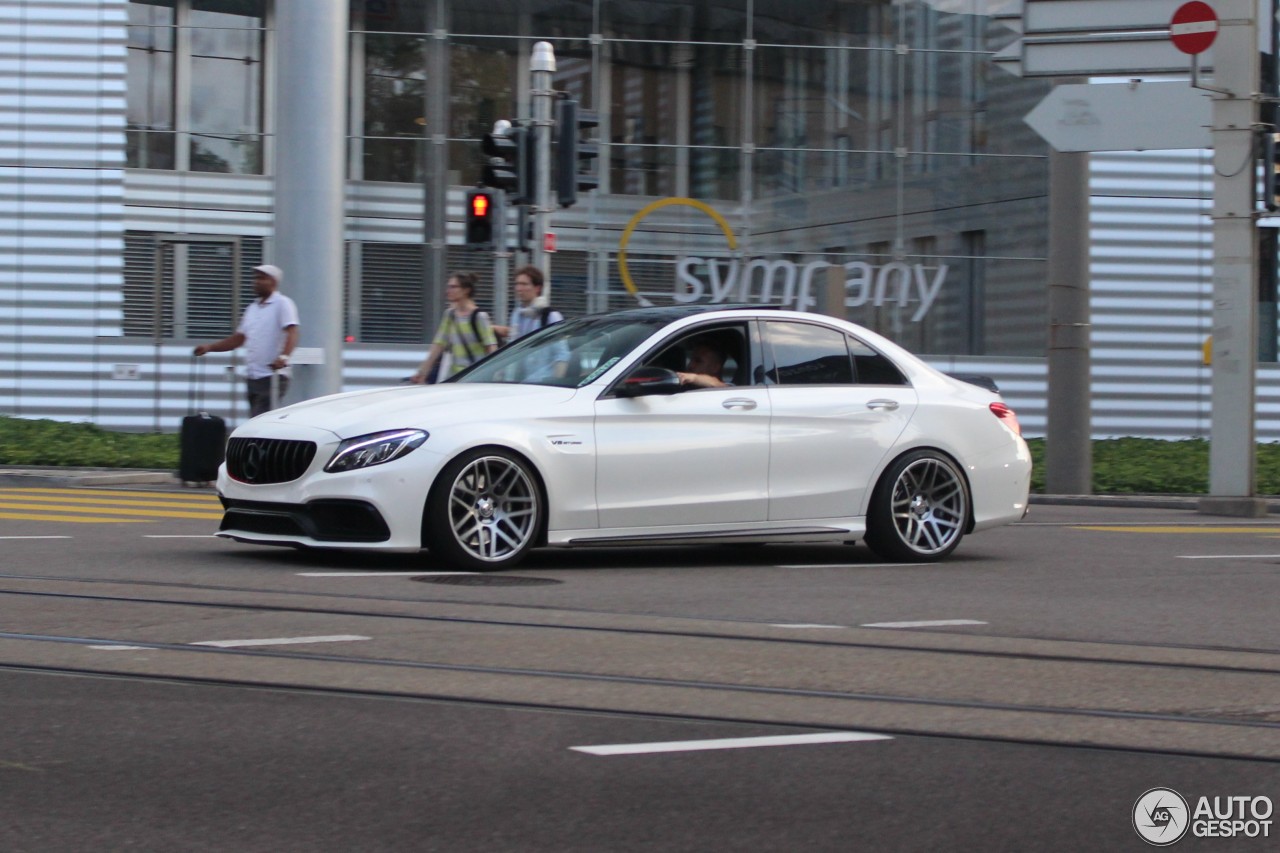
[492, 189, 509, 328]
[1045, 137, 1092, 496]
[1201, 0, 1264, 516]
[530, 41, 554, 294]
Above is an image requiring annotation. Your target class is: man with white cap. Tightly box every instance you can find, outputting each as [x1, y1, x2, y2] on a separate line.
[193, 263, 300, 417]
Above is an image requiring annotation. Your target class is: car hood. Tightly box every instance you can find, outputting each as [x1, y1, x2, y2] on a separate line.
[250, 383, 580, 439]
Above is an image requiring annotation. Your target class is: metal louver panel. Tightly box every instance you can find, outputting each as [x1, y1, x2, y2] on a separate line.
[361, 243, 426, 343]
[187, 239, 262, 338]
[545, 250, 589, 319]
[226, 437, 317, 485]
[122, 232, 173, 338]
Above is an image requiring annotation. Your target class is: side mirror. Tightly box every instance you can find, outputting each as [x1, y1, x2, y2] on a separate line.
[616, 366, 682, 398]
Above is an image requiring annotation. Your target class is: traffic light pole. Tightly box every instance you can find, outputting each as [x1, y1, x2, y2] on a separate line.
[1201, 0, 1264, 516]
[531, 41, 555, 293]
[492, 190, 509, 327]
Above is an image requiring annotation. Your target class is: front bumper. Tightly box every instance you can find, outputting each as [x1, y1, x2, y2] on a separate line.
[218, 497, 391, 544]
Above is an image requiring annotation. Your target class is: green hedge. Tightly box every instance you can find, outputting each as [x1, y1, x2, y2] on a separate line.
[4, 416, 1280, 495]
[0, 415, 179, 469]
[1025, 437, 1280, 494]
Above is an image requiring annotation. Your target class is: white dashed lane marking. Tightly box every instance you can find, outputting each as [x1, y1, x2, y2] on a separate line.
[296, 571, 476, 577]
[190, 635, 371, 648]
[571, 732, 893, 756]
[91, 635, 371, 651]
[860, 619, 987, 629]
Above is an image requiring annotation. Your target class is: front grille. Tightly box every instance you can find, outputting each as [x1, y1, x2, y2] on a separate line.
[226, 437, 316, 484]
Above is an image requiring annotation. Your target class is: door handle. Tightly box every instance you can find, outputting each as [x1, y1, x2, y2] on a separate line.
[866, 399, 899, 411]
[722, 398, 758, 410]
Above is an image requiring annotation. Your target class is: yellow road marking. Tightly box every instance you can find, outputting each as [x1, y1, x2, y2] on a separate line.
[0, 492, 219, 509]
[0, 502, 221, 520]
[0, 512, 148, 523]
[1074, 526, 1280, 534]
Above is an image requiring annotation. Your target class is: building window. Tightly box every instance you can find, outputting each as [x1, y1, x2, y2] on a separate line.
[125, 0, 265, 173]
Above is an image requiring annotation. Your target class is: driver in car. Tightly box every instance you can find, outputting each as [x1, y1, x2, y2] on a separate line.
[677, 338, 729, 388]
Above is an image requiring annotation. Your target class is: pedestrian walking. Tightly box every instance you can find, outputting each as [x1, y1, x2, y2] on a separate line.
[410, 271, 498, 383]
[192, 263, 299, 417]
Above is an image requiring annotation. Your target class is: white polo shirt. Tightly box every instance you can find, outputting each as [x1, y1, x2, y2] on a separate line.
[237, 292, 300, 379]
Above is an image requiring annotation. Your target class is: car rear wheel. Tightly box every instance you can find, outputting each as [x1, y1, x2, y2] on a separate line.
[425, 448, 542, 571]
[864, 450, 968, 562]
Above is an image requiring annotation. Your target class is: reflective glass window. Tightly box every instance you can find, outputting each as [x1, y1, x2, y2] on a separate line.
[188, 0, 265, 174]
[126, 1, 176, 169]
[361, 32, 428, 182]
[764, 321, 854, 386]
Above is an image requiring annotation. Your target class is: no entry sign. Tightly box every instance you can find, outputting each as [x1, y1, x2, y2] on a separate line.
[1170, 1, 1219, 55]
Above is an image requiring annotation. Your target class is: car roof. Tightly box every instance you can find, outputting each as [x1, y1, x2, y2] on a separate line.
[591, 304, 784, 322]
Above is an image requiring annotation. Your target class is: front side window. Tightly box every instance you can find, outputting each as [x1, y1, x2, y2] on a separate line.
[638, 324, 752, 388]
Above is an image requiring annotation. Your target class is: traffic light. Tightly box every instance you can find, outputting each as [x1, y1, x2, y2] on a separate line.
[464, 188, 495, 248]
[556, 98, 598, 208]
[482, 125, 534, 205]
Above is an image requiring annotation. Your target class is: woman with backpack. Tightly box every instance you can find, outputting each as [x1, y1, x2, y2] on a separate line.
[409, 271, 498, 384]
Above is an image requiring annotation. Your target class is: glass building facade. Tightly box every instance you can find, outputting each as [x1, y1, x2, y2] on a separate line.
[121, 0, 1050, 358]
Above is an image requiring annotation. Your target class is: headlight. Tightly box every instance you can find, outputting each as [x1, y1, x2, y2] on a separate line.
[324, 429, 428, 473]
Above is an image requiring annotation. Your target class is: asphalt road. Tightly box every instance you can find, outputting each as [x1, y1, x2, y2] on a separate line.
[0, 486, 1277, 852]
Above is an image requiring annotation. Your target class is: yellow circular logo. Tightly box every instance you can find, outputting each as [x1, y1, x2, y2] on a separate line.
[617, 197, 737, 306]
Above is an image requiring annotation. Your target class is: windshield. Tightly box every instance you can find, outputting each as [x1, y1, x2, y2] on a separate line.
[452, 314, 668, 388]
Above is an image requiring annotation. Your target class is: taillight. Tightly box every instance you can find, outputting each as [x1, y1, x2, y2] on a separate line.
[990, 401, 1022, 436]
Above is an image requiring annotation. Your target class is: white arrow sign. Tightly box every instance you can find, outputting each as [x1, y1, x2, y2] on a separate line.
[1025, 0, 1184, 34]
[1024, 81, 1212, 152]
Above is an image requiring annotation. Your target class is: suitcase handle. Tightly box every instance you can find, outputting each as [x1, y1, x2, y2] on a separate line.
[188, 356, 209, 415]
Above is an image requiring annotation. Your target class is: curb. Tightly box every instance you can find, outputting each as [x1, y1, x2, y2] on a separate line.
[1030, 494, 1280, 513]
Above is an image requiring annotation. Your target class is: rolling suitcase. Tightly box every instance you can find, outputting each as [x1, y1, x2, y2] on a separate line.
[178, 358, 227, 485]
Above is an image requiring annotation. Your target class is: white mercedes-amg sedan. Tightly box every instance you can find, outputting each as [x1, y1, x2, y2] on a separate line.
[215, 306, 1030, 570]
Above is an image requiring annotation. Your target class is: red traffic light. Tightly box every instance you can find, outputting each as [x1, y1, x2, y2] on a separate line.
[465, 188, 495, 248]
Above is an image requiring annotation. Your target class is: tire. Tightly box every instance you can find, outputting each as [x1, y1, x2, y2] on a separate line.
[863, 450, 969, 563]
[425, 448, 543, 571]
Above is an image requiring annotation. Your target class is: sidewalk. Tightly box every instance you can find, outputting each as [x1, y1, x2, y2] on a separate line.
[2, 465, 1278, 511]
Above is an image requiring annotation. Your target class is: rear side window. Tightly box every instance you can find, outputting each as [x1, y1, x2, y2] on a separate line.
[849, 336, 908, 385]
[763, 322, 854, 385]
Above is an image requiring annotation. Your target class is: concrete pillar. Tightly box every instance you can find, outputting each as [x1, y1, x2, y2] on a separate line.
[1202, 0, 1264, 516]
[273, 0, 347, 401]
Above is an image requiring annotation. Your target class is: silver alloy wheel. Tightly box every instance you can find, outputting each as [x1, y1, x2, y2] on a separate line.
[446, 454, 539, 563]
[888, 456, 967, 556]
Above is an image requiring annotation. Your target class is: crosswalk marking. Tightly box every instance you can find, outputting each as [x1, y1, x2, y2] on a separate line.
[0, 487, 220, 502]
[0, 488, 223, 524]
[0, 512, 149, 524]
[0, 488, 220, 506]
[0, 501, 221, 520]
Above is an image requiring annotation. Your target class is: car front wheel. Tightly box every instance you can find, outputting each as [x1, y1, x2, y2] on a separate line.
[425, 448, 542, 571]
[864, 450, 968, 562]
